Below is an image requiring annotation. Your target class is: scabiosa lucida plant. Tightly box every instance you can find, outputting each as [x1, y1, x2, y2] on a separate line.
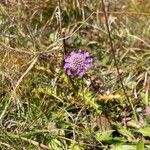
[64, 50, 93, 77]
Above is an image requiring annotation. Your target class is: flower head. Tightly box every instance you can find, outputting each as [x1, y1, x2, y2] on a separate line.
[64, 50, 93, 77]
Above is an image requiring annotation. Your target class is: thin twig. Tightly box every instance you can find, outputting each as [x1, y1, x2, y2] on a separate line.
[101, 0, 138, 121]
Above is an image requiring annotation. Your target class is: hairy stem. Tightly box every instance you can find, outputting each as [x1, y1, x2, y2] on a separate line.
[101, 0, 138, 121]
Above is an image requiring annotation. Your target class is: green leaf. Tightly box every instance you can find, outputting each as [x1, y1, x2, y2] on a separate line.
[48, 139, 65, 150]
[117, 128, 135, 142]
[102, 55, 110, 65]
[111, 144, 136, 150]
[70, 144, 82, 150]
[95, 130, 114, 141]
[137, 140, 144, 150]
[49, 32, 58, 42]
[78, 88, 101, 114]
[138, 127, 150, 137]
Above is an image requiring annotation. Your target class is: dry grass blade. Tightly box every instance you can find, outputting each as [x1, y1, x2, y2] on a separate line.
[0, 56, 38, 121]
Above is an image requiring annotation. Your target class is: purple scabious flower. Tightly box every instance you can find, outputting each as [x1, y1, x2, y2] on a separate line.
[64, 50, 93, 77]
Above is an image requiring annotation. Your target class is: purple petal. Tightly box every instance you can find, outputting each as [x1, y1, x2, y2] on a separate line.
[66, 69, 72, 76]
[65, 57, 71, 62]
[64, 63, 70, 69]
[70, 51, 77, 56]
[85, 63, 92, 69]
[84, 51, 90, 57]
[86, 57, 93, 63]
[78, 71, 85, 77]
